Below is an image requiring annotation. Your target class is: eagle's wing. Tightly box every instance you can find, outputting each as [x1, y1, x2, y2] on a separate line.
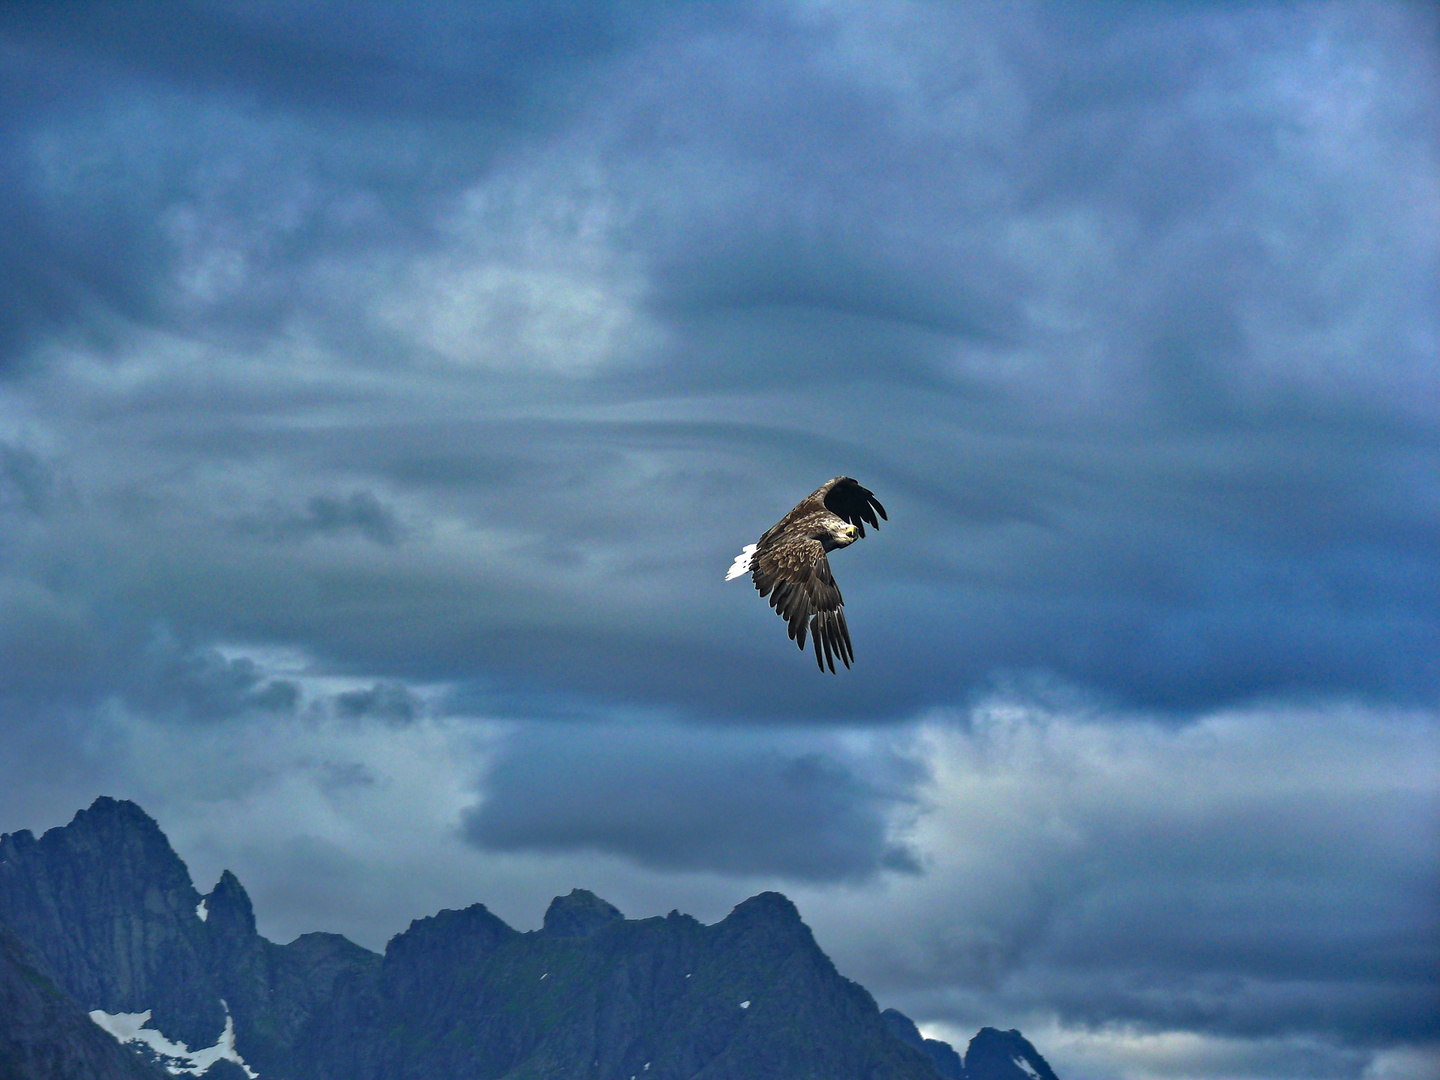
[751, 537, 853, 673]
[817, 476, 887, 538]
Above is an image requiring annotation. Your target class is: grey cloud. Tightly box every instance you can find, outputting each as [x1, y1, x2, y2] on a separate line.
[613, 3, 1436, 414]
[1, 1, 661, 120]
[463, 723, 922, 882]
[333, 682, 422, 726]
[7, 388, 1432, 728]
[122, 630, 301, 723]
[236, 491, 404, 546]
[0, 442, 56, 514]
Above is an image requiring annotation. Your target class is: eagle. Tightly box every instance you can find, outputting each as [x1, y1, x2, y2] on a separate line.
[725, 476, 886, 672]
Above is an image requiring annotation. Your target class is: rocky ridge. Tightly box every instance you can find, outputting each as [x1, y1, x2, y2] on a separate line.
[0, 798, 1060, 1080]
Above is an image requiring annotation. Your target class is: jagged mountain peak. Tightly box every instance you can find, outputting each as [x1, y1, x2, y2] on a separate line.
[966, 1027, 1060, 1080]
[542, 887, 624, 937]
[73, 795, 151, 822]
[882, 1008, 927, 1050]
[714, 889, 820, 960]
[720, 890, 812, 938]
[727, 889, 801, 920]
[0, 795, 224, 1050]
[882, 1009, 966, 1079]
[45, 798, 188, 873]
[387, 901, 517, 957]
[204, 870, 257, 938]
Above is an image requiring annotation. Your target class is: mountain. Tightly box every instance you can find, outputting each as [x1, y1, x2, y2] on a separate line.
[0, 798, 1062, 1080]
[963, 1028, 1060, 1080]
[296, 888, 952, 1080]
[0, 797, 221, 1050]
[0, 797, 377, 1078]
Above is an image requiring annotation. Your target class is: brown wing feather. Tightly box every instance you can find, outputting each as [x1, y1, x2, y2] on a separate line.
[750, 538, 853, 673]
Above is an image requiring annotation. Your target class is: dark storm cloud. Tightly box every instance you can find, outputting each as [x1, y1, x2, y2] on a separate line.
[34, 391, 1427, 726]
[333, 682, 422, 726]
[122, 630, 302, 724]
[235, 490, 405, 546]
[1, 0, 662, 120]
[463, 723, 922, 882]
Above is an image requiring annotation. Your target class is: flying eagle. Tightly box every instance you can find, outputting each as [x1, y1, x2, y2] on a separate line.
[725, 476, 886, 672]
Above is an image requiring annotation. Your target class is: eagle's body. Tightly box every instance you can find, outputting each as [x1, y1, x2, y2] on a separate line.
[726, 476, 886, 672]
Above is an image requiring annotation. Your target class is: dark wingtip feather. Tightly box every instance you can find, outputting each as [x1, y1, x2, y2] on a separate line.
[813, 611, 840, 670]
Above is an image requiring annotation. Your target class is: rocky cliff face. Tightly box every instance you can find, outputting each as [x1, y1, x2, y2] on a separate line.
[0, 798, 1062, 1080]
[0, 924, 167, 1080]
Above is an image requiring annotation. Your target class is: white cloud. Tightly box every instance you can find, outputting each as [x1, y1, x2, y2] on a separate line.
[374, 159, 664, 376]
[1361, 1044, 1440, 1080]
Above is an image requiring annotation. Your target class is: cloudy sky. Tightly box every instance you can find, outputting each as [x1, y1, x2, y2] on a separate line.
[1, 2, 1437, 1077]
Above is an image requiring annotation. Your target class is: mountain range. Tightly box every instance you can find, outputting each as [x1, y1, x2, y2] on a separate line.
[0, 798, 1058, 1080]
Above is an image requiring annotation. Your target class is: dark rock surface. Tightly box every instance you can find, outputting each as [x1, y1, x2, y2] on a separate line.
[0, 924, 166, 1080]
[297, 890, 947, 1080]
[541, 887, 624, 937]
[965, 1027, 1061, 1080]
[200, 872, 380, 1078]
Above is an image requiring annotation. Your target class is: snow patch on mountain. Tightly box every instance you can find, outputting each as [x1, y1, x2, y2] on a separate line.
[90, 1000, 255, 1077]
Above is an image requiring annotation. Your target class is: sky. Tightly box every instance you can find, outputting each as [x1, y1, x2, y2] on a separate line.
[0, 2, 1437, 1078]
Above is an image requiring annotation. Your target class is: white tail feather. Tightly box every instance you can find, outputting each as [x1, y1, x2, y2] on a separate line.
[725, 544, 757, 581]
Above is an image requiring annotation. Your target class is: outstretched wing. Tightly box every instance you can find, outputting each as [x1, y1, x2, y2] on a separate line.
[750, 536, 853, 673]
[756, 477, 886, 549]
[800, 476, 887, 538]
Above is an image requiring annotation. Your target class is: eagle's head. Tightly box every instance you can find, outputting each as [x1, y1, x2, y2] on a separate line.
[824, 521, 860, 550]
